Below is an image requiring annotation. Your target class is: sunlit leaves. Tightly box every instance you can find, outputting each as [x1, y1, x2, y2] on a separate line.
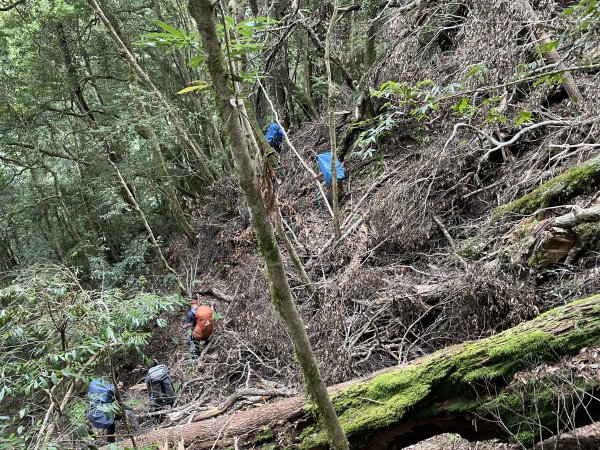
[177, 80, 209, 94]
[138, 15, 276, 93]
[515, 111, 535, 127]
[466, 62, 489, 79]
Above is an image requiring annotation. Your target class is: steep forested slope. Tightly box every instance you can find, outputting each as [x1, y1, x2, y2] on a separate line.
[1, 0, 599, 448]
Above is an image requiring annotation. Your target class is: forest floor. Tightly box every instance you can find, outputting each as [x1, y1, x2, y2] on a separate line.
[123, 106, 600, 448]
[123, 0, 600, 447]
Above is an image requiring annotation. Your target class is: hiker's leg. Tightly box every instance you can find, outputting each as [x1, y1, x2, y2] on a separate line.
[126, 410, 139, 432]
[189, 333, 198, 357]
[105, 423, 116, 443]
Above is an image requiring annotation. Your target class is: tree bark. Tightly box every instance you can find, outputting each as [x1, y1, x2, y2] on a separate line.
[187, 1, 349, 449]
[137, 294, 600, 449]
[325, 1, 342, 239]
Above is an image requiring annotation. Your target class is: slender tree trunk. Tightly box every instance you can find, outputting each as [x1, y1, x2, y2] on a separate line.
[304, 45, 319, 112]
[85, 0, 215, 182]
[273, 213, 318, 301]
[55, 23, 97, 128]
[325, 2, 342, 239]
[364, 19, 376, 68]
[516, 0, 583, 102]
[130, 80, 197, 243]
[299, 11, 356, 91]
[30, 170, 65, 261]
[108, 351, 138, 448]
[188, 1, 349, 448]
[47, 168, 82, 243]
[107, 157, 186, 293]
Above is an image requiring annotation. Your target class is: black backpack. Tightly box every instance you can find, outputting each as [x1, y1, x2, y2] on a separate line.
[146, 365, 175, 407]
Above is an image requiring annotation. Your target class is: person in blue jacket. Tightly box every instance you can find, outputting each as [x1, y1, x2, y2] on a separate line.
[86, 377, 137, 443]
[315, 151, 345, 192]
[264, 122, 285, 153]
[87, 378, 119, 442]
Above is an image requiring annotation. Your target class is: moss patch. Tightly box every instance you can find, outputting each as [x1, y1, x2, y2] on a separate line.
[493, 155, 600, 218]
[253, 426, 274, 444]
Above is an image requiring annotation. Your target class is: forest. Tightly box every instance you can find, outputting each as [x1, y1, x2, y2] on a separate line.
[1, 0, 600, 449]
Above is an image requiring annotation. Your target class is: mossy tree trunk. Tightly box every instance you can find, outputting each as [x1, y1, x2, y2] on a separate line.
[493, 154, 600, 219]
[187, 1, 349, 449]
[138, 295, 600, 449]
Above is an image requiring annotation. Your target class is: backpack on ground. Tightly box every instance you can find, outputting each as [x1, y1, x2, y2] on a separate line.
[86, 378, 116, 429]
[193, 305, 214, 341]
[146, 364, 175, 407]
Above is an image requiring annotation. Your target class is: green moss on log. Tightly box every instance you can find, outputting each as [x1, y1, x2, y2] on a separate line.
[300, 295, 600, 449]
[493, 155, 600, 218]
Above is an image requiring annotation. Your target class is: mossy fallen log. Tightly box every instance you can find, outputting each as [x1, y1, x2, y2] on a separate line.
[493, 154, 600, 218]
[137, 295, 600, 449]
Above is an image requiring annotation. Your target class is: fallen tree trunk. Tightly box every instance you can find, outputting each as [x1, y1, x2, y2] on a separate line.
[191, 388, 295, 422]
[137, 294, 600, 449]
[493, 153, 600, 219]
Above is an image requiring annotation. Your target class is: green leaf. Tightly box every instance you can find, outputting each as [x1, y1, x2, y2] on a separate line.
[466, 62, 489, 79]
[189, 55, 205, 68]
[538, 40, 559, 55]
[515, 111, 534, 127]
[153, 20, 184, 39]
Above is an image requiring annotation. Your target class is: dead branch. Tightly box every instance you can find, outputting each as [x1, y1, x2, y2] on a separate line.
[196, 287, 234, 303]
[553, 204, 600, 228]
[515, 0, 583, 102]
[255, 77, 334, 218]
[191, 388, 294, 422]
[0, 0, 27, 11]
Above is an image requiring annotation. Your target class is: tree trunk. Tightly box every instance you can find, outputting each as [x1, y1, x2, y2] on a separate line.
[493, 154, 600, 218]
[85, 0, 215, 182]
[137, 295, 600, 449]
[515, 0, 583, 102]
[273, 212, 318, 301]
[129, 80, 197, 243]
[325, 1, 342, 239]
[107, 158, 186, 293]
[299, 11, 357, 91]
[187, 1, 349, 449]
